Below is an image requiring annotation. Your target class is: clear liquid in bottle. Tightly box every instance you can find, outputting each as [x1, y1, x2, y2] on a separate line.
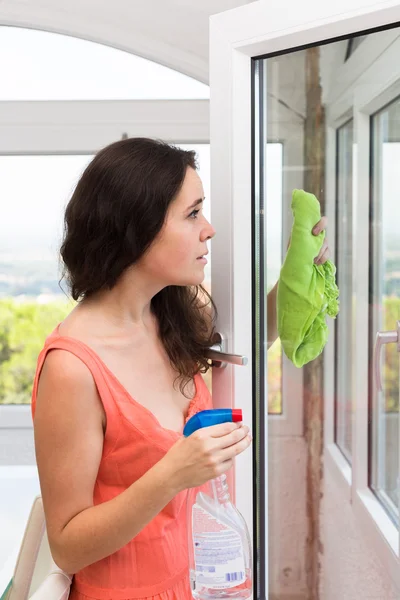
[187, 473, 252, 599]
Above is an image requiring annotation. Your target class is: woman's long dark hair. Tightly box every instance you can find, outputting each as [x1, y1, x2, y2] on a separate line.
[60, 137, 216, 395]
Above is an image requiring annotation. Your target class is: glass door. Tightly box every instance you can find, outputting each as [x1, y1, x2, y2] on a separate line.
[209, 2, 400, 598]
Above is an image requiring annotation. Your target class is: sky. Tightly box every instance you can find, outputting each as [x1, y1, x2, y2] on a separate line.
[0, 143, 285, 291]
[0, 26, 209, 100]
[0, 146, 211, 256]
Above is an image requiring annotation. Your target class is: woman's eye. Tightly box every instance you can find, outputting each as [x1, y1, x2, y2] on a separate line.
[189, 209, 200, 219]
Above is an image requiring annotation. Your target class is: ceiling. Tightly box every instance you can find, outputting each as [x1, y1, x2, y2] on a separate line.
[0, 0, 254, 83]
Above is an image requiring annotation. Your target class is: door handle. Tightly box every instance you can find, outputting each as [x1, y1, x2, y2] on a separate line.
[374, 321, 400, 391]
[204, 332, 248, 369]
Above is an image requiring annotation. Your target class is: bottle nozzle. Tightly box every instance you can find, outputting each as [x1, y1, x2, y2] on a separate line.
[183, 408, 244, 436]
[231, 409, 243, 422]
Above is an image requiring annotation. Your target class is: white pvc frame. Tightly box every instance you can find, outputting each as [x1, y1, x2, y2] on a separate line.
[209, 0, 400, 594]
[0, 100, 210, 153]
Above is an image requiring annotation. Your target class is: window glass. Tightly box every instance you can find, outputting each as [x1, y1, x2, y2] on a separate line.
[0, 146, 211, 405]
[0, 155, 91, 405]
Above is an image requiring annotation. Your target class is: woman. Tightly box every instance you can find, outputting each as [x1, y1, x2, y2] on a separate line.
[32, 137, 329, 600]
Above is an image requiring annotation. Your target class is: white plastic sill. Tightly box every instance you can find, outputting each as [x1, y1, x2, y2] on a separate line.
[353, 487, 400, 591]
[0, 405, 32, 428]
[354, 488, 398, 556]
[325, 442, 352, 498]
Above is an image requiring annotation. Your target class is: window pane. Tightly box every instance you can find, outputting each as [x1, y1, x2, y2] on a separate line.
[0, 147, 211, 405]
[1, 26, 209, 100]
[266, 143, 283, 414]
[335, 120, 353, 462]
[0, 155, 92, 405]
[370, 99, 400, 523]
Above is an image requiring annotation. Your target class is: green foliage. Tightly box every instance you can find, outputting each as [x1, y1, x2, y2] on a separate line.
[0, 298, 73, 404]
[268, 338, 282, 414]
[383, 296, 400, 412]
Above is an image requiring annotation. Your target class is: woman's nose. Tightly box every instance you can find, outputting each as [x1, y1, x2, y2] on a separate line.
[202, 221, 216, 241]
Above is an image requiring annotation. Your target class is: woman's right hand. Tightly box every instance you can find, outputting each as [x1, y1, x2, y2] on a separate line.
[162, 422, 252, 492]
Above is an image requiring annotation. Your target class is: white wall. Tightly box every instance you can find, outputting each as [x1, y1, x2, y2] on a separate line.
[0, 430, 35, 465]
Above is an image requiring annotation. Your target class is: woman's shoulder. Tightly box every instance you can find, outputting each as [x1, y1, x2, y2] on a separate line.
[33, 343, 107, 430]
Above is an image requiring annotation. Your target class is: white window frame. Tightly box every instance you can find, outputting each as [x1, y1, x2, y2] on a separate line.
[330, 115, 354, 464]
[324, 109, 353, 494]
[324, 26, 400, 588]
[0, 100, 209, 153]
[0, 98, 209, 431]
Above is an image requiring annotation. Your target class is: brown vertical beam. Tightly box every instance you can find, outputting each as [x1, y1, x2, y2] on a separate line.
[303, 46, 326, 600]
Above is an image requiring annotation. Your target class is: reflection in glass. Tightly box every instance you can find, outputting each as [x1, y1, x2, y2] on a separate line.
[370, 99, 400, 523]
[266, 143, 283, 414]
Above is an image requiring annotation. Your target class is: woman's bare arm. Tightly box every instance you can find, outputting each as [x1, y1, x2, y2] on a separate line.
[267, 282, 279, 349]
[34, 350, 182, 574]
[266, 217, 330, 349]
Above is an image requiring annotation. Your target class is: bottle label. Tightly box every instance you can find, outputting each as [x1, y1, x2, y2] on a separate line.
[191, 503, 246, 589]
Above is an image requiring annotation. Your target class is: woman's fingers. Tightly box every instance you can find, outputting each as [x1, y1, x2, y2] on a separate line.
[205, 424, 250, 452]
[198, 421, 241, 439]
[218, 432, 252, 462]
[314, 242, 330, 265]
[312, 216, 328, 235]
[215, 425, 250, 449]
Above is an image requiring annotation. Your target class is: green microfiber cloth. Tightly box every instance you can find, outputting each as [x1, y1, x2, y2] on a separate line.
[277, 189, 339, 368]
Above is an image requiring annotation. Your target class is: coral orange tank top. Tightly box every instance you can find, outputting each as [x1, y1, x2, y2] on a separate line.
[31, 325, 213, 600]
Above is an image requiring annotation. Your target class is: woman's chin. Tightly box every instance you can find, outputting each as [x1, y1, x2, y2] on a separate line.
[174, 273, 205, 287]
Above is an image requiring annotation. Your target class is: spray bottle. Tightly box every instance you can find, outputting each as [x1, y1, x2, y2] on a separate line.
[184, 408, 252, 599]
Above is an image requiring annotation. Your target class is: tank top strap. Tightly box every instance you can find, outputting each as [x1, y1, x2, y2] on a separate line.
[31, 332, 121, 459]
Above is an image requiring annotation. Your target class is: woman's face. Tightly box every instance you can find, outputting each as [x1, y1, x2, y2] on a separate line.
[141, 167, 215, 286]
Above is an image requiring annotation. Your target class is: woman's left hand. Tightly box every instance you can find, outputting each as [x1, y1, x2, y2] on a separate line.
[269, 215, 331, 348]
[286, 215, 331, 265]
[312, 216, 330, 265]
